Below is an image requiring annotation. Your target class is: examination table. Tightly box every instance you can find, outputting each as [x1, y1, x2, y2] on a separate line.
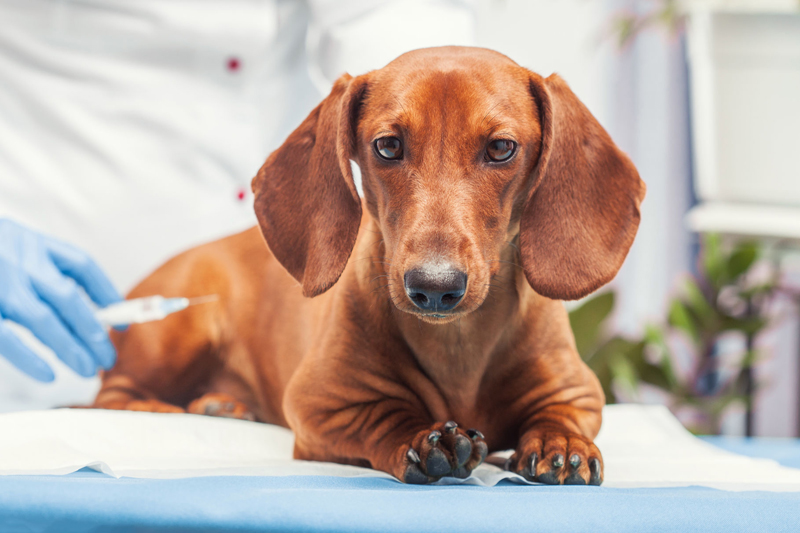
[1, 405, 799, 533]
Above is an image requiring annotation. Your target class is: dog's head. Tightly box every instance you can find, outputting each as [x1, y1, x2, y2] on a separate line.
[252, 47, 645, 322]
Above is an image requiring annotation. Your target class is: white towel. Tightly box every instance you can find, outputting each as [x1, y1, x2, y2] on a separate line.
[1, 404, 799, 491]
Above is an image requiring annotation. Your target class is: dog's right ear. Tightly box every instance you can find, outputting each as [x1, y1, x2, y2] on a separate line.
[252, 74, 368, 297]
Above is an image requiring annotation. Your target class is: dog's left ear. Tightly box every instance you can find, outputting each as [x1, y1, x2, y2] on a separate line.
[252, 74, 368, 297]
[520, 72, 646, 300]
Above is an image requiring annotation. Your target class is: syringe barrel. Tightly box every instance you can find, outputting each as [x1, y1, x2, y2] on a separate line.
[95, 296, 188, 327]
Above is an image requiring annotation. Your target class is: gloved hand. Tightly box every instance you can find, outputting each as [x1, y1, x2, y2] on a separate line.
[0, 218, 122, 381]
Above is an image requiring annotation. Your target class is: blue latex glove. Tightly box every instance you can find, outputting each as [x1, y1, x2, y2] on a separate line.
[0, 219, 121, 381]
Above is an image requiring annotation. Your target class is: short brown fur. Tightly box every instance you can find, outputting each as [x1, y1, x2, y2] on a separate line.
[94, 47, 645, 484]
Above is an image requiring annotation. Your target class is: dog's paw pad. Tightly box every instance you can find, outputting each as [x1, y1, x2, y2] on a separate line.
[403, 462, 428, 484]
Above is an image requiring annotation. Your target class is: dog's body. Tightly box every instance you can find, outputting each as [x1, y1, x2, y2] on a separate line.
[94, 47, 645, 484]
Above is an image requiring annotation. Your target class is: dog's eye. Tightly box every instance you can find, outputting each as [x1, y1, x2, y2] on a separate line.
[375, 137, 403, 160]
[486, 140, 516, 162]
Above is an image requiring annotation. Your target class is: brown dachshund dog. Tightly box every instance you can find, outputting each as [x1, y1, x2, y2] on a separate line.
[93, 46, 645, 485]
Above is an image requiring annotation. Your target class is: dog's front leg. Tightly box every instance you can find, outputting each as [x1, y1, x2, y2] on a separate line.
[505, 351, 606, 486]
[283, 359, 488, 484]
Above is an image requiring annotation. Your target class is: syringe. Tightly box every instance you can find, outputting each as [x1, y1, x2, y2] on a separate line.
[95, 295, 219, 327]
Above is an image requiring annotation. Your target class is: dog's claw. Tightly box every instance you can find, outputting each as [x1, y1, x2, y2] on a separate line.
[537, 453, 564, 483]
[552, 454, 564, 468]
[407, 448, 420, 464]
[529, 453, 538, 479]
[467, 429, 484, 440]
[444, 421, 458, 434]
[564, 453, 584, 483]
[589, 458, 602, 486]
[427, 430, 442, 445]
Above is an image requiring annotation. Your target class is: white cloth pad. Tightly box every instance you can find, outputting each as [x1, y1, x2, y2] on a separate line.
[1, 404, 799, 492]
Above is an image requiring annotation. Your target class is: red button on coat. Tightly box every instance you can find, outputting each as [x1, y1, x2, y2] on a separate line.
[227, 57, 241, 72]
[236, 188, 246, 201]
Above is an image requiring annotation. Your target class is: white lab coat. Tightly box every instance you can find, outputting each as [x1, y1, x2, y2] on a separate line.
[0, 0, 475, 411]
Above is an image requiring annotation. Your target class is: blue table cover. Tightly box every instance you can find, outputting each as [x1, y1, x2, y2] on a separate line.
[1, 437, 799, 533]
[701, 435, 800, 469]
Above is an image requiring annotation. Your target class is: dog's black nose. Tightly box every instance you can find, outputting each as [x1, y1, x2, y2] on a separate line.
[404, 266, 467, 312]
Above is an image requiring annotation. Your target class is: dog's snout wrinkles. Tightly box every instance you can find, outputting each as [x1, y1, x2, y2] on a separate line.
[404, 266, 467, 312]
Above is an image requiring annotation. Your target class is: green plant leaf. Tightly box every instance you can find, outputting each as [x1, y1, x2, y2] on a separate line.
[585, 336, 642, 404]
[584, 338, 619, 404]
[643, 324, 666, 345]
[593, 361, 617, 405]
[609, 352, 638, 393]
[614, 15, 638, 48]
[702, 233, 725, 289]
[740, 282, 776, 299]
[682, 278, 717, 328]
[668, 299, 699, 342]
[586, 337, 622, 375]
[726, 242, 759, 280]
[643, 325, 679, 388]
[720, 316, 767, 336]
[741, 349, 759, 369]
[636, 358, 673, 391]
[568, 291, 615, 359]
[638, 364, 672, 391]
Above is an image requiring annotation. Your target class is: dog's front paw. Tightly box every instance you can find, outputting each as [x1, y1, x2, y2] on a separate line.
[508, 430, 603, 485]
[401, 421, 488, 484]
[187, 393, 256, 421]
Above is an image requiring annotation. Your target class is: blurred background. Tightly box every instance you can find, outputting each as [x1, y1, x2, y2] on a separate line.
[0, 0, 799, 438]
[492, 0, 800, 438]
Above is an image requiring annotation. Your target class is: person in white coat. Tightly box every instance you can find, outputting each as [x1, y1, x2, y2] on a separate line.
[0, 0, 476, 411]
